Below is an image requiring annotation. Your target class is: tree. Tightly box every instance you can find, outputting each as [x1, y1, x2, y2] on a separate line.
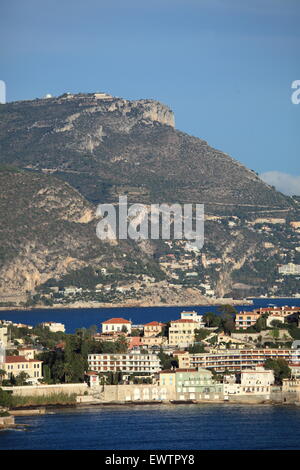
[188, 344, 205, 354]
[203, 312, 221, 328]
[0, 369, 6, 384]
[264, 358, 291, 385]
[270, 320, 284, 329]
[220, 314, 235, 335]
[253, 316, 267, 332]
[158, 348, 178, 370]
[194, 329, 210, 341]
[131, 329, 142, 337]
[270, 328, 280, 342]
[217, 305, 238, 316]
[15, 372, 30, 386]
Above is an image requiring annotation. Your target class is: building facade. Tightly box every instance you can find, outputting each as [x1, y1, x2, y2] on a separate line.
[235, 312, 261, 330]
[168, 319, 198, 348]
[88, 351, 161, 375]
[2, 356, 43, 383]
[180, 311, 205, 327]
[41, 322, 65, 333]
[178, 349, 300, 372]
[143, 321, 165, 337]
[159, 368, 223, 401]
[101, 318, 132, 335]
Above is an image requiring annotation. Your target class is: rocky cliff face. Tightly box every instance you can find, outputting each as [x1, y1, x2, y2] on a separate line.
[0, 168, 161, 296]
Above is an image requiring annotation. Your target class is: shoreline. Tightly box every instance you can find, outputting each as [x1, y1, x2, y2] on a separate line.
[8, 400, 300, 415]
[0, 298, 254, 311]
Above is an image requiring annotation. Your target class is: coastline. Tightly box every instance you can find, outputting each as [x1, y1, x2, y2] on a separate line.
[0, 298, 253, 311]
[7, 399, 299, 415]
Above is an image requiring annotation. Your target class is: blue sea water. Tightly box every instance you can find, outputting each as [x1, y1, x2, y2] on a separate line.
[1, 404, 300, 450]
[0, 298, 300, 333]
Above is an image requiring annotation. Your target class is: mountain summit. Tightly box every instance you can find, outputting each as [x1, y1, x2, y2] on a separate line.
[0, 92, 290, 211]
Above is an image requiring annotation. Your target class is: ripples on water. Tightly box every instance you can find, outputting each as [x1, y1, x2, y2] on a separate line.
[0, 404, 300, 450]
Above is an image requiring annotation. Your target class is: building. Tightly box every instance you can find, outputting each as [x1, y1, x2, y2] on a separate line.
[93, 332, 126, 343]
[141, 336, 168, 347]
[159, 368, 223, 401]
[2, 356, 43, 383]
[254, 306, 300, 317]
[279, 263, 300, 275]
[178, 349, 300, 372]
[143, 321, 165, 337]
[127, 337, 142, 350]
[224, 368, 274, 400]
[41, 322, 65, 333]
[101, 318, 132, 335]
[88, 351, 161, 376]
[180, 311, 205, 327]
[63, 286, 83, 295]
[17, 347, 39, 360]
[282, 378, 300, 402]
[13, 323, 33, 330]
[168, 319, 198, 348]
[235, 311, 261, 330]
[0, 326, 8, 349]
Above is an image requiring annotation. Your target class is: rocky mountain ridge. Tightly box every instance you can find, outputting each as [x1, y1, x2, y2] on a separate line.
[0, 93, 299, 303]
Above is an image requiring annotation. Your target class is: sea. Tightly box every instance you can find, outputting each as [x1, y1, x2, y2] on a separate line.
[0, 297, 300, 333]
[1, 298, 300, 450]
[1, 404, 300, 450]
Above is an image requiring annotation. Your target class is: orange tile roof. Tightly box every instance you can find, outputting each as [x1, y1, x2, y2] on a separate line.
[5, 355, 42, 363]
[102, 318, 131, 324]
[144, 321, 165, 327]
[128, 337, 142, 349]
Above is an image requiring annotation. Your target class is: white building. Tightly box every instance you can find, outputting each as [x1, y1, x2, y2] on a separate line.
[41, 322, 65, 333]
[88, 351, 161, 375]
[224, 368, 275, 399]
[101, 318, 132, 335]
[0, 326, 8, 350]
[180, 311, 205, 327]
[279, 263, 300, 275]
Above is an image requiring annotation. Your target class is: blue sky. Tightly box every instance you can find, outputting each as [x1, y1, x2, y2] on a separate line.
[1, 0, 300, 193]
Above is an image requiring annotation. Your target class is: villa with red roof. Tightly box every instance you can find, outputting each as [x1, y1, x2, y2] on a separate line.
[101, 318, 132, 335]
[2, 355, 43, 383]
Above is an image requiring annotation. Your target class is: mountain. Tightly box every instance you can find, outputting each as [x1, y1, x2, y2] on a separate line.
[0, 92, 299, 304]
[0, 92, 291, 212]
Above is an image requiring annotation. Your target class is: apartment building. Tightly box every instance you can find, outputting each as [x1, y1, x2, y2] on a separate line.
[168, 319, 198, 348]
[88, 351, 161, 375]
[177, 349, 300, 372]
[235, 311, 261, 330]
